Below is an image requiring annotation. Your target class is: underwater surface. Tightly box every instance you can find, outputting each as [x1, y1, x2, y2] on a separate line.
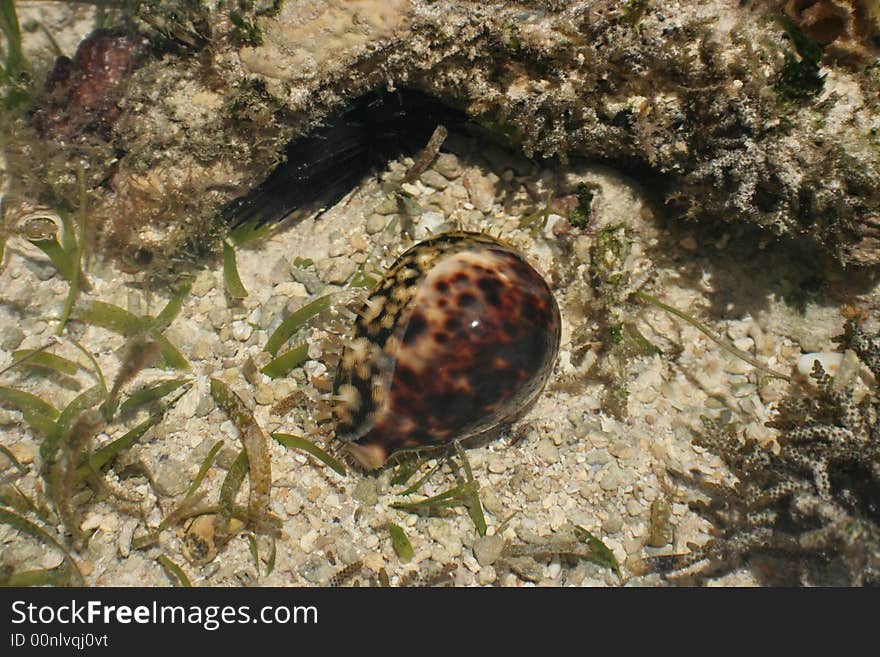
[0, 1, 878, 587]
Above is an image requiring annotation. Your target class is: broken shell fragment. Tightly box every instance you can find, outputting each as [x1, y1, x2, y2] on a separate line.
[796, 352, 844, 378]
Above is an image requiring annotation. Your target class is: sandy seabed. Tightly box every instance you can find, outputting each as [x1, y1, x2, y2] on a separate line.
[3, 133, 876, 588]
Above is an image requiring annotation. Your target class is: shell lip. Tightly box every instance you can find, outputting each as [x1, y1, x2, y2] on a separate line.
[344, 441, 388, 471]
[342, 370, 554, 471]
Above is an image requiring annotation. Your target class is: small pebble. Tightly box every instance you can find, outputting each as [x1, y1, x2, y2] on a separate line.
[418, 211, 447, 236]
[194, 394, 215, 417]
[432, 192, 459, 214]
[151, 458, 190, 496]
[255, 383, 274, 406]
[626, 499, 643, 517]
[365, 213, 388, 234]
[602, 513, 624, 534]
[507, 556, 544, 582]
[353, 478, 379, 505]
[487, 456, 507, 474]
[478, 566, 497, 585]
[31, 260, 57, 281]
[324, 530, 357, 565]
[726, 321, 752, 341]
[608, 441, 635, 460]
[599, 463, 629, 491]
[274, 282, 308, 299]
[208, 308, 228, 330]
[536, 438, 559, 464]
[500, 573, 519, 587]
[420, 170, 449, 190]
[231, 321, 253, 342]
[8, 442, 36, 464]
[80, 511, 105, 532]
[299, 557, 334, 584]
[722, 355, 751, 375]
[191, 271, 216, 296]
[731, 382, 757, 398]
[269, 257, 292, 285]
[328, 239, 347, 258]
[0, 326, 25, 351]
[318, 258, 357, 285]
[623, 536, 642, 556]
[299, 528, 319, 553]
[374, 196, 399, 214]
[290, 267, 325, 295]
[732, 337, 754, 352]
[449, 185, 470, 201]
[480, 487, 505, 516]
[362, 552, 384, 572]
[192, 339, 213, 360]
[585, 447, 612, 465]
[549, 507, 566, 531]
[400, 182, 421, 197]
[351, 234, 368, 252]
[117, 519, 138, 558]
[463, 170, 497, 213]
[433, 153, 461, 179]
[428, 522, 463, 557]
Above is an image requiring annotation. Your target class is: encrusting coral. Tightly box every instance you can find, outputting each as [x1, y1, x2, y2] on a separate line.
[655, 319, 880, 586]
[3, 0, 880, 270]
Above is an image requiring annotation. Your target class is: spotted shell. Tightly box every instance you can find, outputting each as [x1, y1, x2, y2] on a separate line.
[333, 231, 561, 469]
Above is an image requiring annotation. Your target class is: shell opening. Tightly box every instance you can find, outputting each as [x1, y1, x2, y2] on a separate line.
[345, 441, 388, 471]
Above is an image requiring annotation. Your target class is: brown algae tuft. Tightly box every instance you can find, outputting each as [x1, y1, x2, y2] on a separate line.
[654, 319, 880, 585]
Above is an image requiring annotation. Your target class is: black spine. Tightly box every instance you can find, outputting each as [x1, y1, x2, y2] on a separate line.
[222, 88, 468, 230]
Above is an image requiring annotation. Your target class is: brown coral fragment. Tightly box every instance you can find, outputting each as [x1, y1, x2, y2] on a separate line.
[33, 29, 150, 141]
[783, 0, 880, 65]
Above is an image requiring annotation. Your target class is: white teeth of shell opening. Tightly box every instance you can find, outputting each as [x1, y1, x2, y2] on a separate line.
[345, 442, 386, 471]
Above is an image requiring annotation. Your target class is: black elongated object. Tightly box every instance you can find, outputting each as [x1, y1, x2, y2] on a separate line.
[222, 88, 470, 231]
